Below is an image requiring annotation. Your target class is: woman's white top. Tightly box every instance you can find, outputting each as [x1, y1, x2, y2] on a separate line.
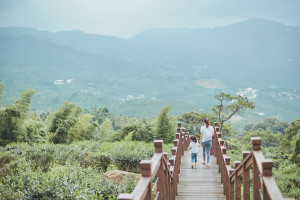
[189, 141, 199, 153]
[200, 125, 214, 142]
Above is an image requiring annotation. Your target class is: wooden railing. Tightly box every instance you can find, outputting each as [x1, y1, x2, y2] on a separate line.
[117, 123, 190, 200]
[212, 122, 291, 200]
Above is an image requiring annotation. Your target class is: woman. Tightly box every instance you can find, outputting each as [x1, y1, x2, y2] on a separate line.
[200, 118, 215, 167]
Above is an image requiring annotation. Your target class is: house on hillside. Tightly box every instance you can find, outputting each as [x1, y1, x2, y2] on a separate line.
[66, 79, 75, 83]
[54, 80, 64, 85]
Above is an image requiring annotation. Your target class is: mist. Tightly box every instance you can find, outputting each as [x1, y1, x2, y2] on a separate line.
[0, 0, 299, 38]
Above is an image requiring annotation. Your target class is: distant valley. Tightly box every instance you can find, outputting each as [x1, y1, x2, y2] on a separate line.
[0, 18, 299, 122]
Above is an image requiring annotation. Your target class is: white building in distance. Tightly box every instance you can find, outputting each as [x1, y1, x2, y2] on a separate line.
[54, 80, 64, 85]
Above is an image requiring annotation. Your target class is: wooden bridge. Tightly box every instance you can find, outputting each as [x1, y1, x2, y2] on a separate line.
[117, 123, 289, 200]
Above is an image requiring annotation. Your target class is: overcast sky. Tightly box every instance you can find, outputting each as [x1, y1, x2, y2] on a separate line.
[0, 0, 299, 38]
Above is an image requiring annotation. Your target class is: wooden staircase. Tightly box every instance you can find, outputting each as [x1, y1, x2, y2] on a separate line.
[176, 147, 225, 200]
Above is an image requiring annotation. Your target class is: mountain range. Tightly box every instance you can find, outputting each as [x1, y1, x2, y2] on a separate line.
[0, 18, 299, 122]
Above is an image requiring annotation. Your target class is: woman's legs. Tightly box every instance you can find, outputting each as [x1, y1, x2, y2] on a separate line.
[202, 143, 206, 163]
[202, 140, 212, 164]
[206, 140, 212, 163]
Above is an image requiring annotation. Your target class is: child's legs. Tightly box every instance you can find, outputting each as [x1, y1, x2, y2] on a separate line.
[206, 140, 212, 163]
[191, 154, 195, 163]
[191, 153, 197, 163]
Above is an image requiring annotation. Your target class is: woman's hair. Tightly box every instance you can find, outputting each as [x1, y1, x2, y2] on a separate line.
[203, 118, 210, 128]
[190, 136, 197, 142]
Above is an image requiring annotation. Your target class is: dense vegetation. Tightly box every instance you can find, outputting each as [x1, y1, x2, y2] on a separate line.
[0, 85, 299, 199]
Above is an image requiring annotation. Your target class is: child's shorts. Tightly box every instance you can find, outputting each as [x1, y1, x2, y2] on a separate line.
[191, 153, 197, 163]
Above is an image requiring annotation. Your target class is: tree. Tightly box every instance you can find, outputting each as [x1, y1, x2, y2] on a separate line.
[69, 114, 99, 142]
[177, 111, 216, 135]
[243, 118, 289, 134]
[282, 118, 300, 165]
[154, 105, 174, 143]
[99, 119, 115, 141]
[131, 118, 154, 142]
[0, 88, 38, 145]
[15, 89, 37, 114]
[213, 92, 255, 133]
[49, 101, 82, 144]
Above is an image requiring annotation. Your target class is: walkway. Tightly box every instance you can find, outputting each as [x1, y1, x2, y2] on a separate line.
[176, 148, 226, 200]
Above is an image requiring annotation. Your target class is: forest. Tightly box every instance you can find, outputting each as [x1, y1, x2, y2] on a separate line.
[0, 84, 299, 199]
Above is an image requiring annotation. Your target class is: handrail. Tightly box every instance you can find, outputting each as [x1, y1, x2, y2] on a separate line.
[212, 122, 292, 200]
[117, 123, 190, 200]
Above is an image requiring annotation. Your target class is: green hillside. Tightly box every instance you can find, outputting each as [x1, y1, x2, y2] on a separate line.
[0, 18, 299, 120]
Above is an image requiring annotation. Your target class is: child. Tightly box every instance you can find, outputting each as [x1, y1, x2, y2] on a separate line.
[189, 136, 199, 169]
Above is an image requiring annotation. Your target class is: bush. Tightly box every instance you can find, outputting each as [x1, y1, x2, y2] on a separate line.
[106, 141, 172, 173]
[0, 140, 173, 199]
[81, 152, 111, 172]
[0, 161, 127, 200]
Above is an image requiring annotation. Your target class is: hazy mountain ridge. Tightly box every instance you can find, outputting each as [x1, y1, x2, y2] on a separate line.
[0, 18, 299, 120]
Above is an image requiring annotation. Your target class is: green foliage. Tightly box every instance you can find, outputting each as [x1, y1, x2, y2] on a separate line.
[0, 104, 21, 146]
[177, 111, 216, 135]
[111, 142, 154, 172]
[69, 114, 99, 142]
[213, 92, 255, 134]
[241, 130, 280, 147]
[0, 161, 126, 200]
[90, 107, 130, 130]
[15, 89, 37, 114]
[48, 101, 99, 144]
[0, 88, 39, 146]
[279, 119, 300, 165]
[0, 141, 166, 199]
[154, 105, 175, 143]
[225, 118, 300, 199]
[124, 131, 134, 141]
[124, 118, 154, 142]
[99, 119, 115, 141]
[244, 118, 289, 134]
[81, 152, 111, 172]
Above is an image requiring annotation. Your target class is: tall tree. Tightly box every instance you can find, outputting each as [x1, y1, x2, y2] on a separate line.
[99, 118, 115, 141]
[213, 92, 255, 133]
[49, 101, 82, 144]
[0, 88, 37, 145]
[154, 105, 174, 143]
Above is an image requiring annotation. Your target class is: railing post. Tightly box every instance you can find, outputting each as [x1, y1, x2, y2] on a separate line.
[219, 139, 224, 173]
[242, 151, 250, 200]
[262, 159, 273, 200]
[234, 161, 242, 200]
[185, 134, 188, 150]
[140, 160, 152, 200]
[229, 169, 235, 200]
[221, 145, 226, 184]
[175, 133, 181, 160]
[225, 157, 231, 199]
[154, 140, 164, 200]
[214, 125, 221, 158]
[169, 158, 175, 200]
[181, 132, 185, 156]
[117, 194, 133, 200]
[211, 122, 218, 156]
[163, 152, 169, 200]
[252, 137, 261, 200]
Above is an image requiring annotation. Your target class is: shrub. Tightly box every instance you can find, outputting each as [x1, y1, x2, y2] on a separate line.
[81, 152, 111, 172]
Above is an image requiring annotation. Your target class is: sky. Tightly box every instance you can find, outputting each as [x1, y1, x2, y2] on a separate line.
[0, 0, 299, 38]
